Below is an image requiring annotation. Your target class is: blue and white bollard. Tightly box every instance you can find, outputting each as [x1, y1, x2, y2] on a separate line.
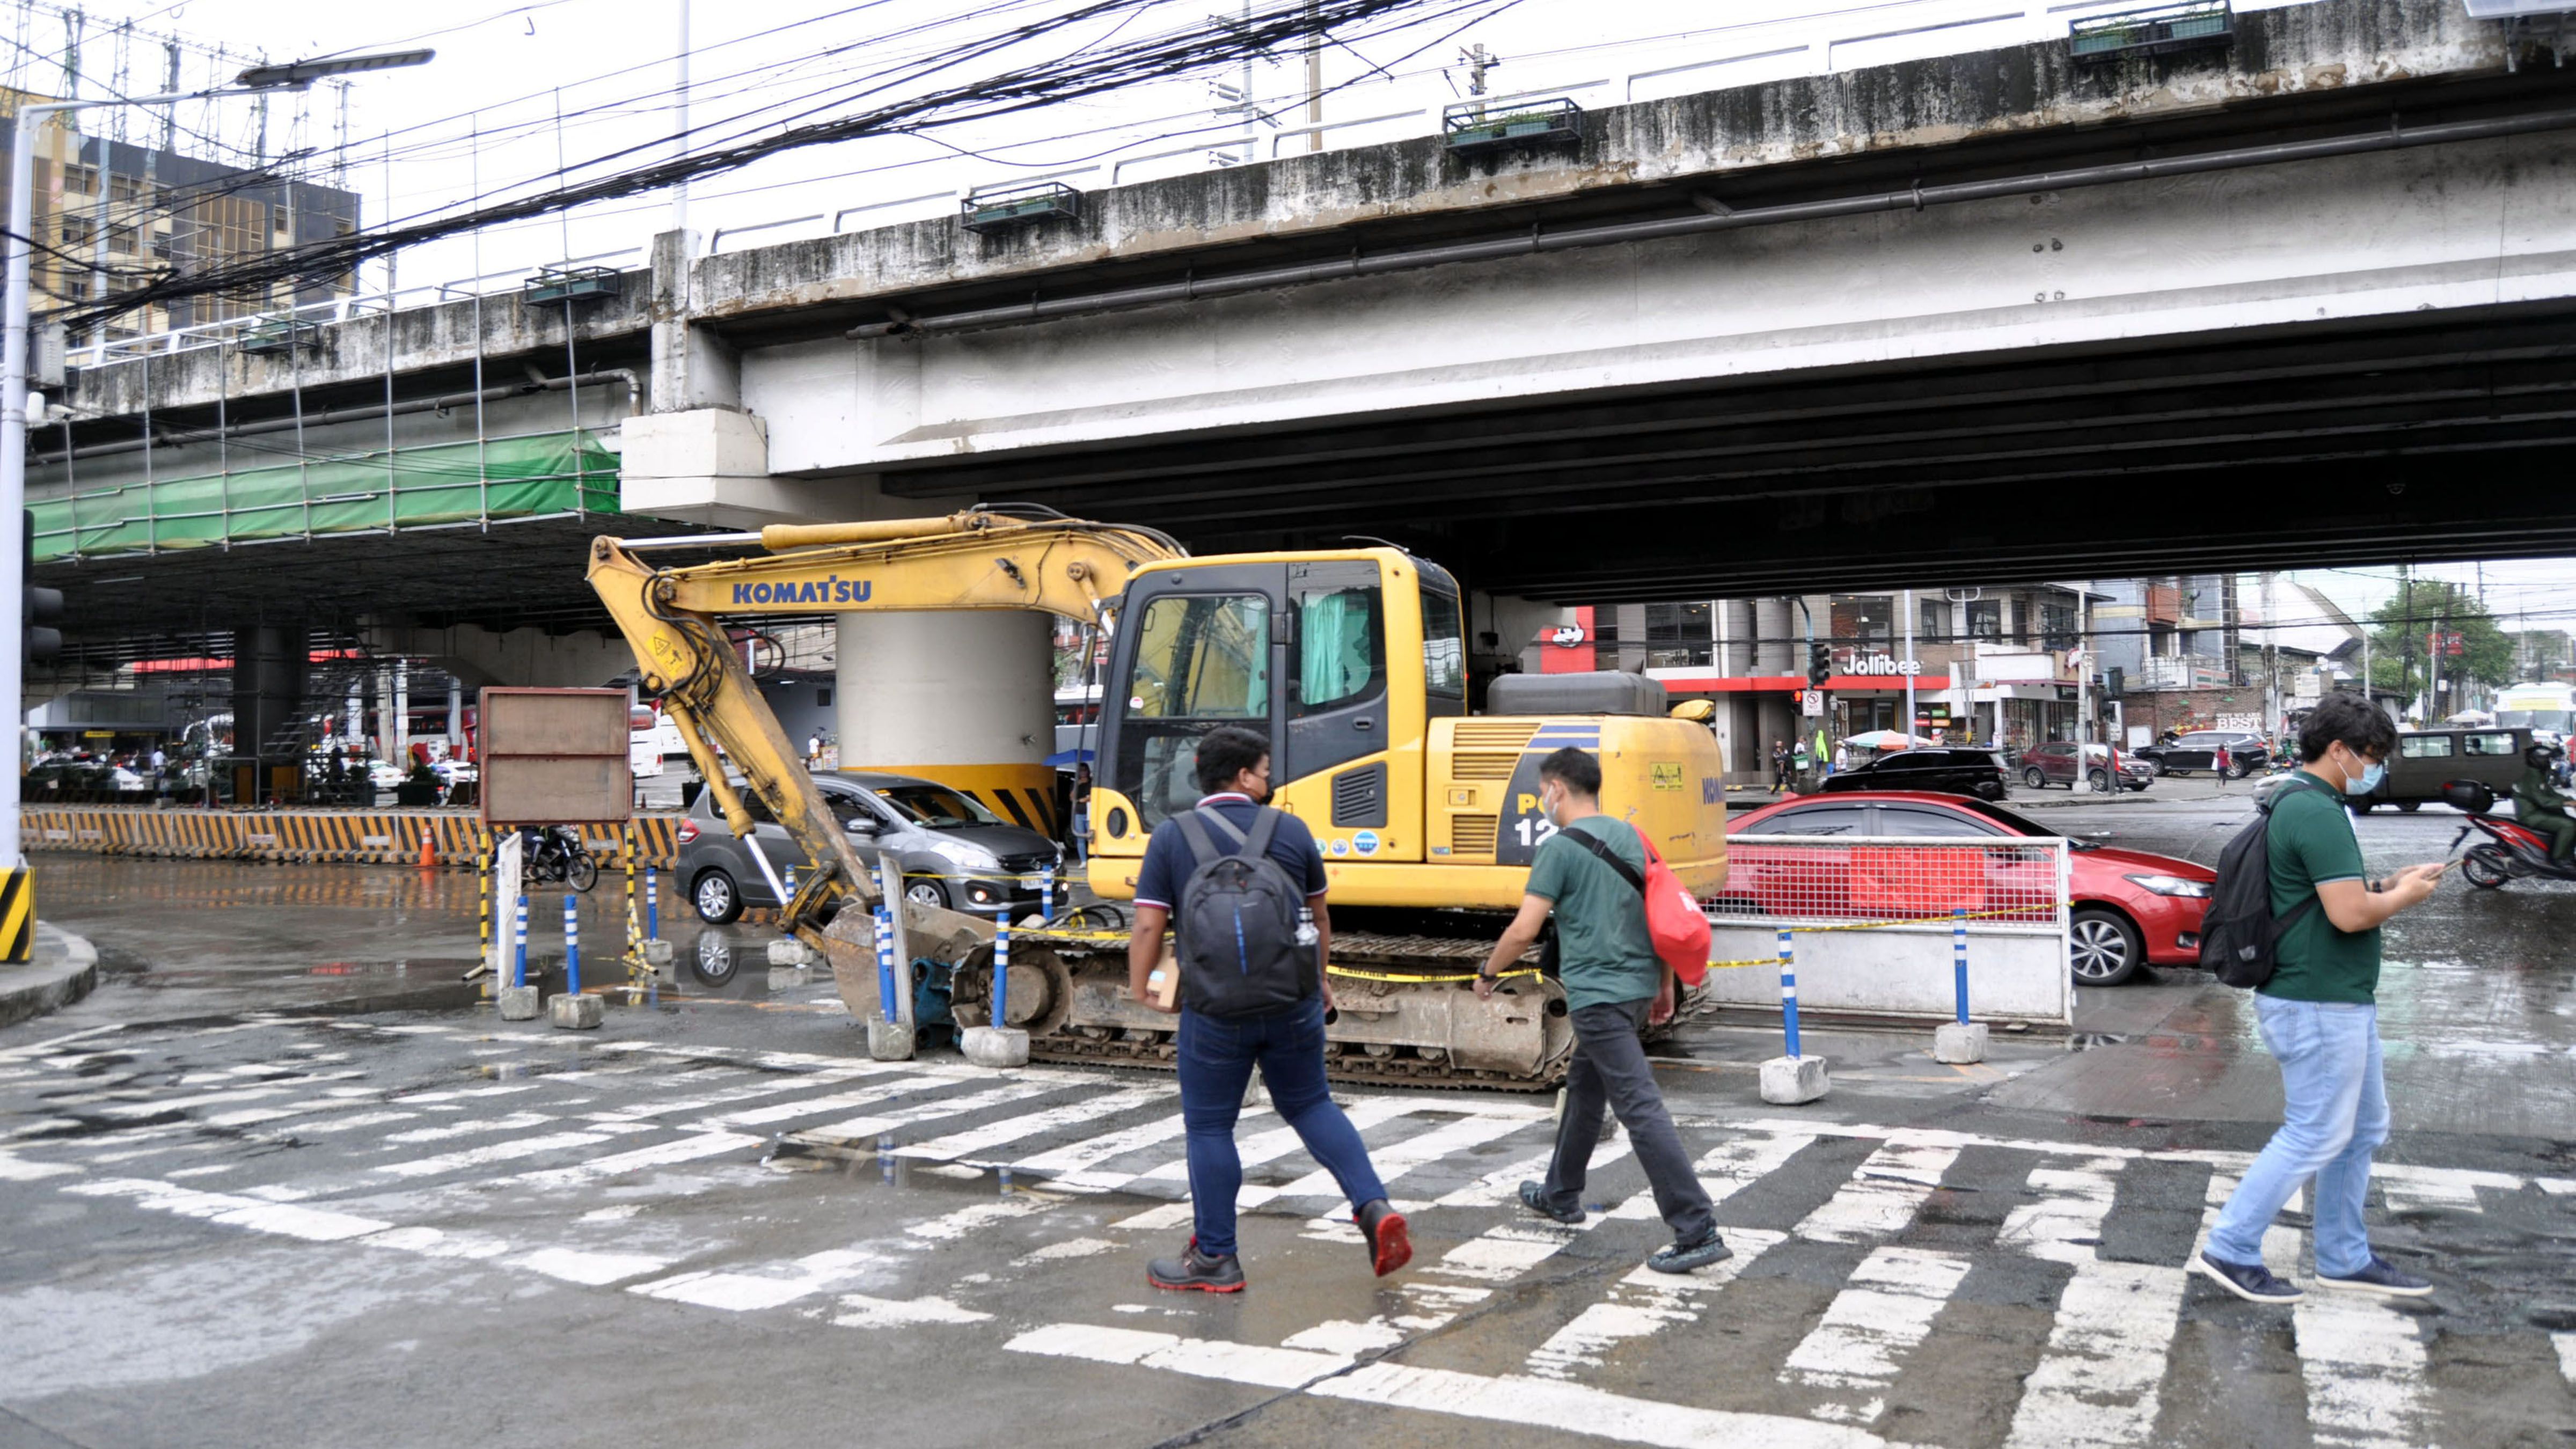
[960, 905, 1029, 1069]
[646, 868, 660, 940]
[1040, 870, 1056, 926]
[551, 894, 602, 1029]
[992, 908, 1012, 1029]
[1759, 926, 1828, 1103]
[565, 895, 581, 994]
[783, 863, 797, 903]
[1934, 906, 1988, 1064]
[499, 893, 540, 1020]
[874, 906, 896, 1017]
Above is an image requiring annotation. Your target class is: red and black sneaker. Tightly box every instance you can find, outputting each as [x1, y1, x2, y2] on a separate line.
[1147, 1238, 1246, 1293]
[1356, 1198, 1411, 1278]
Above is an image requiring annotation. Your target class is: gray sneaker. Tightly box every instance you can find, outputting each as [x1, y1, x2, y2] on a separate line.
[2194, 1250, 2303, 1304]
[1648, 1228, 1732, 1275]
[2315, 1256, 2432, 1297]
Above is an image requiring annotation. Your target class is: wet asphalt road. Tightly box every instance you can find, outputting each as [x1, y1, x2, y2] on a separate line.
[0, 796, 2571, 1449]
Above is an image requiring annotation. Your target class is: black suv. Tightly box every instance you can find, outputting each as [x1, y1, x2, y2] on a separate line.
[2133, 730, 2270, 778]
[1817, 747, 2008, 801]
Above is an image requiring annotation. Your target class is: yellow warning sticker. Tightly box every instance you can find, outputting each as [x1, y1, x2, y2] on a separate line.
[1651, 762, 1683, 791]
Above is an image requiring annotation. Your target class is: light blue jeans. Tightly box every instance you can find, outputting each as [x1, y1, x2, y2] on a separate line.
[2206, 996, 2389, 1277]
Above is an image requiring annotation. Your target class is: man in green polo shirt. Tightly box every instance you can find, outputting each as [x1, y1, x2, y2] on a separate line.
[1476, 747, 1725, 1275]
[2198, 692, 2444, 1305]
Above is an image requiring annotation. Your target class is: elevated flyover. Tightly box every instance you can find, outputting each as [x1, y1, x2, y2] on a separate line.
[39, 0, 2576, 640]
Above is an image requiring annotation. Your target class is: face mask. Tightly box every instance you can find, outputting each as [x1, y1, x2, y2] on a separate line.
[1541, 785, 1564, 826]
[2343, 753, 2384, 796]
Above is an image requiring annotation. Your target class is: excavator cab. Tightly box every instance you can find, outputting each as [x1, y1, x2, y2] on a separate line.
[1084, 549, 1463, 884]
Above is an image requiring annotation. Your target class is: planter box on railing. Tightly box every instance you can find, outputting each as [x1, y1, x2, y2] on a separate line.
[2069, 2, 2233, 64]
[1443, 98, 1583, 156]
[961, 181, 1082, 235]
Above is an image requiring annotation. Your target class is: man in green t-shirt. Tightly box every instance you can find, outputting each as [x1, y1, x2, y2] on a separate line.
[2198, 693, 2444, 1306]
[1476, 748, 1726, 1275]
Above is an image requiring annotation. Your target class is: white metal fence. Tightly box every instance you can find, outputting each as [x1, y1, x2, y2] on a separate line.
[1700, 835, 2074, 1027]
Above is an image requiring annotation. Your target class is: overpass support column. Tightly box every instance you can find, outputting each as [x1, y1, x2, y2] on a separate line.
[231, 624, 304, 805]
[835, 611, 1058, 839]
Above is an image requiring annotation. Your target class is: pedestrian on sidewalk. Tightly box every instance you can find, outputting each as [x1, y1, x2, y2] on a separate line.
[2196, 693, 2443, 1305]
[1128, 726, 1410, 1293]
[2213, 741, 2232, 789]
[1770, 738, 1790, 792]
[1476, 747, 1728, 1274]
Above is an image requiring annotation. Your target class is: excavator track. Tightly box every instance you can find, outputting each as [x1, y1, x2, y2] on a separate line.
[925, 927, 1575, 1092]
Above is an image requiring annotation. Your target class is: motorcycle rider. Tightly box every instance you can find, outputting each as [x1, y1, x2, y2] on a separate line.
[2512, 744, 2576, 866]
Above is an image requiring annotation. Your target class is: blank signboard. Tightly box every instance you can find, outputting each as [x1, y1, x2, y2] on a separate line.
[480, 687, 633, 826]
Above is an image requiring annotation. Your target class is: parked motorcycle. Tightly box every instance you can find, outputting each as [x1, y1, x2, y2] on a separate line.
[523, 825, 601, 892]
[2440, 781, 2576, 889]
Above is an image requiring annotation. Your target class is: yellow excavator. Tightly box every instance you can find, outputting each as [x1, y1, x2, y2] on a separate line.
[587, 507, 1727, 1087]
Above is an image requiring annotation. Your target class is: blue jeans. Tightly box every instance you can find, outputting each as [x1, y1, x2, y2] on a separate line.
[2206, 996, 2389, 1277]
[1175, 997, 1387, 1259]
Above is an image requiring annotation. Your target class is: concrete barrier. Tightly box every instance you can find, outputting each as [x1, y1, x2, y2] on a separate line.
[1699, 921, 2070, 1027]
[21, 806, 680, 870]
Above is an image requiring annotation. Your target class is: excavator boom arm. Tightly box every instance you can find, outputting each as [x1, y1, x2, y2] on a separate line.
[584, 511, 1181, 942]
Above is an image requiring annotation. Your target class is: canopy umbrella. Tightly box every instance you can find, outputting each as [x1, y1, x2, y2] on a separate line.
[1843, 729, 1933, 750]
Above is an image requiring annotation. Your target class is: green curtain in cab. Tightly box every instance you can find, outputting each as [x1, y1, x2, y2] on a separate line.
[1300, 589, 1374, 707]
[29, 429, 619, 561]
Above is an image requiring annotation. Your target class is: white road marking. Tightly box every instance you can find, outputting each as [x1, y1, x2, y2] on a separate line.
[381, 1110, 557, 1144]
[1527, 1228, 1785, 1380]
[511, 1247, 671, 1286]
[704, 1073, 953, 1128]
[510, 1130, 762, 1186]
[1008, 1322, 1354, 1389]
[2296, 1292, 2436, 1449]
[372, 1130, 613, 1178]
[1607, 1131, 1817, 1220]
[1314, 1360, 1904, 1448]
[633, 1248, 893, 1312]
[64, 1178, 392, 1241]
[895, 1087, 1173, 1164]
[1131, 1095, 1429, 1186]
[1014, 1111, 1202, 1188]
[2555, 1332, 2576, 1388]
[1270, 1111, 1531, 1200]
[2001, 1157, 2184, 1449]
[832, 1293, 991, 1328]
[1780, 1247, 1972, 1422]
[793, 1081, 1071, 1146]
[1794, 1141, 1960, 1243]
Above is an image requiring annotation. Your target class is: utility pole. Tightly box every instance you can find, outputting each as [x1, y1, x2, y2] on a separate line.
[1901, 587, 1916, 740]
[2261, 570, 2279, 741]
[1305, 0, 1323, 152]
[1461, 42, 1499, 119]
[2398, 563, 2414, 716]
[672, 0, 690, 240]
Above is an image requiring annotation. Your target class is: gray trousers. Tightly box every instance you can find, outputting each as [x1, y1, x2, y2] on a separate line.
[1538, 998, 1714, 1240]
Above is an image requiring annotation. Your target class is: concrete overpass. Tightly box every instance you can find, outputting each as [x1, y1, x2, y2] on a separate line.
[30, 0, 2576, 779]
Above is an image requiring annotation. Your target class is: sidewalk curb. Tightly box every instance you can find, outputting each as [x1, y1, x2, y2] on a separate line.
[0, 924, 100, 1029]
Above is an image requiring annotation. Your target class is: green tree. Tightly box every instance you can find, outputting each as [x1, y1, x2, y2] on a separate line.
[2365, 580, 2513, 701]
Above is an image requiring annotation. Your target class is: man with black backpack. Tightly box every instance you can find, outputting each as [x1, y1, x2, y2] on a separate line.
[1475, 747, 1728, 1274]
[1125, 726, 1410, 1293]
[2195, 692, 2443, 1305]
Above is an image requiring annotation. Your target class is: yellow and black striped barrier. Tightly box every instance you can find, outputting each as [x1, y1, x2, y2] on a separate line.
[20, 807, 684, 872]
[0, 867, 28, 962]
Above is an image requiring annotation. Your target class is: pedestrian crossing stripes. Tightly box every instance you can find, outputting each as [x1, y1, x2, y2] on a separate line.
[5, 1015, 2572, 1448]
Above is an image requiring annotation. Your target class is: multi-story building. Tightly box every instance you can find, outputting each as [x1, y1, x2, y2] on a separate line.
[3, 88, 362, 349]
[1527, 586, 2106, 785]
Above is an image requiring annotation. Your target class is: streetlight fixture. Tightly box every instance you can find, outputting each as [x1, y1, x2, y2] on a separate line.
[0, 48, 433, 879]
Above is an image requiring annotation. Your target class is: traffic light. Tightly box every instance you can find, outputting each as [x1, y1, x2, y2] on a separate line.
[22, 511, 58, 664]
[1807, 643, 1831, 690]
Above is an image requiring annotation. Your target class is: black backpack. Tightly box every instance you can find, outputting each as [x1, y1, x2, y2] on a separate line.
[1170, 806, 1314, 1017]
[2199, 776, 2332, 987]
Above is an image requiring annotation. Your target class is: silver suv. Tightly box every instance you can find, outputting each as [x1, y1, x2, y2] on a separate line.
[677, 771, 1061, 924]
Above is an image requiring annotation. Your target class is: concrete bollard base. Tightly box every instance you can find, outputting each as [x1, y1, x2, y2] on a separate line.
[766, 967, 812, 992]
[655, 956, 682, 985]
[1933, 1021, 1989, 1064]
[497, 985, 541, 1020]
[642, 940, 674, 967]
[960, 1026, 1030, 1069]
[549, 992, 604, 1030]
[767, 939, 810, 968]
[1759, 1054, 1831, 1104]
[865, 1017, 916, 1061]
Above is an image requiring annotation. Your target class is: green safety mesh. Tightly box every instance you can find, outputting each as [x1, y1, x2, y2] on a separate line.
[30, 429, 620, 561]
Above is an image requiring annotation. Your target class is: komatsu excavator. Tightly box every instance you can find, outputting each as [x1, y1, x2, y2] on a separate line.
[588, 508, 1726, 1088]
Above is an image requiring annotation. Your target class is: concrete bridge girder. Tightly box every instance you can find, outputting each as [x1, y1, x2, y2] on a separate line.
[723, 131, 2576, 485]
[361, 623, 636, 692]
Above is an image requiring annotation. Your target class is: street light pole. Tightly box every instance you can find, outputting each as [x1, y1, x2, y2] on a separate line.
[1, 52, 428, 869]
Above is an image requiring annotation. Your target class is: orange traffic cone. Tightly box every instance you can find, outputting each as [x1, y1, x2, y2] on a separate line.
[420, 826, 438, 870]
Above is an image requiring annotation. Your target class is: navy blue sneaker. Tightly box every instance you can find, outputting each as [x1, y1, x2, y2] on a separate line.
[1519, 1180, 1584, 1225]
[1648, 1228, 1732, 1275]
[2315, 1256, 2432, 1298]
[2193, 1250, 2303, 1304]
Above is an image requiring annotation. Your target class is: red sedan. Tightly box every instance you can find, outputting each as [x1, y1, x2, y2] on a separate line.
[1725, 791, 2212, 986]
